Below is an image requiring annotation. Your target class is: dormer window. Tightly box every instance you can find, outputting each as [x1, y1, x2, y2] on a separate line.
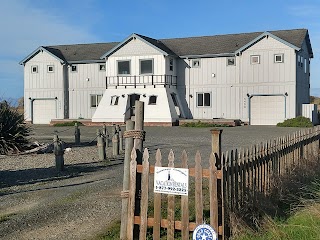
[118, 60, 130, 75]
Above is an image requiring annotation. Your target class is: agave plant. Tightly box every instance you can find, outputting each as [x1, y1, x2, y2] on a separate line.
[0, 101, 30, 154]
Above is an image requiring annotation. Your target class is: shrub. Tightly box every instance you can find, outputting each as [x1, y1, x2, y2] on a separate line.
[180, 121, 230, 128]
[53, 121, 84, 127]
[0, 101, 30, 154]
[276, 116, 313, 127]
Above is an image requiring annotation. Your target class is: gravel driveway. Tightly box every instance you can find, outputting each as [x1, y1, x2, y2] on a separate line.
[0, 125, 303, 239]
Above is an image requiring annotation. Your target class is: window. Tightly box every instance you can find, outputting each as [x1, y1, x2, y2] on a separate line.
[90, 94, 102, 108]
[169, 58, 174, 71]
[71, 65, 77, 72]
[140, 59, 153, 74]
[148, 95, 157, 105]
[251, 55, 260, 64]
[197, 93, 211, 107]
[274, 54, 284, 63]
[31, 65, 38, 73]
[304, 58, 307, 73]
[192, 59, 200, 68]
[227, 57, 235, 66]
[99, 64, 106, 71]
[110, 95, 119, 105]
[118, 60, 130, 75]
[47, 65, 54, 73]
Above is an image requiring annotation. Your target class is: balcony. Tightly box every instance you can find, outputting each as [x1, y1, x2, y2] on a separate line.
[106, 75, 177, 89]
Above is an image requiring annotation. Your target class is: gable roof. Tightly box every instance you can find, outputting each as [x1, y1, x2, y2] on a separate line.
[20, 28, 313, 65]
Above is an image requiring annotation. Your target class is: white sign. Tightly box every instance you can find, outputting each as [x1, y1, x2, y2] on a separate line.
[193, 224, 217, 240]
[154, 167, 189, 196]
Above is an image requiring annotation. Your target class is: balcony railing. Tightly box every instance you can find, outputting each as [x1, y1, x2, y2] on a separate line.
[106, 75, 177, 89]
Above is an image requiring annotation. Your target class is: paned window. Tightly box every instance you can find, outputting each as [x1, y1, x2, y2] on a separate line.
[90, 94, 102, 108]
[140, 59, 153, 74]
[169, 58, 174, 71]
[251, 55, 260, 64]
[274, 54, 284, 63]
[118, 61, 130, 75]
[71, 65, 77, 72]
[197, 93, 211, 107]
[192, 59, 200, 68]
[47, 65, 54, 72]
[99, 64, 106, 71]
[31, 65, 38, 73]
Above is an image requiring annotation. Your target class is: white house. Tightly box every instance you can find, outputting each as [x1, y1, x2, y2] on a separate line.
[20, 29, 313, 125]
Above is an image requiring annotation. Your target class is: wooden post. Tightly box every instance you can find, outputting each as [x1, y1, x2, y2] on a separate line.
[211, 129, 223, 167]
[112, 134, 119, 156]
[97, 129, 106, 160]
[53, 134, 64, 171]
[133, 100, 145, 239]
[119, 127, 124, 151]
[103, 124, 110, 148]
[74, 122, 80, 145]
[120, 120, 135, 240]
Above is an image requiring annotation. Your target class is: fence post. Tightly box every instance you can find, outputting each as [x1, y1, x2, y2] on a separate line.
[54, 134, 64, 171]
[74, 122, 80, 145]
[112, 134, 119, 156]
[97, 129, 106, 160]
[119, 127, 124, 151]
[120, 120, 135, 240]
[211, 129, 223, 168]
[133, 100, 145, 238]
[103, 124, 110, 148]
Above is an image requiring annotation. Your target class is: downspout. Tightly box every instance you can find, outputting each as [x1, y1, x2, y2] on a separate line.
[188, 58, 191, 119]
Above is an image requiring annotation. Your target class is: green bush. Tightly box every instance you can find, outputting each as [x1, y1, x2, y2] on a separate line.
[180, 121, 230, 128]
[277, 116, 313, 127]
[53, 121, 84, 127]
[0, 101, 30, 154]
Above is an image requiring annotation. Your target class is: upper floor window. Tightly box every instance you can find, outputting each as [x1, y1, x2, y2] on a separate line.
[197, 92, 211, 107]
[192, 59, 200, 68]
[118, 60, 130, 75]
[251, 55, 260, 65]
[31, 65, 38, 73]
[47, 65, 54, 73]
[304, 58, 307, 73]
[99, 64, 106, 71]
[274, 54, 284, 63]
[227, 57, 235, 66]
[148, 95, 157, 105]
[169, 58, 174, 71]
[90, 94, 102, 108]
[110, 95, 119, 105]
[140, 59, 153, 75]
[71, 65, 77, 72]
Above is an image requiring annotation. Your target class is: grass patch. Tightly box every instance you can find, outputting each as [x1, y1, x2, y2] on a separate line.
[277, 116, 313, 127]
[53, 121, 83, 127]
[94, 220, 121, 240]
[180, 121, 230, 128]
[0, 213, 15, 223]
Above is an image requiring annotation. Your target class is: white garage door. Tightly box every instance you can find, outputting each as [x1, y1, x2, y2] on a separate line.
[250, 96, 285, 125]
[33, 100, 56, 124]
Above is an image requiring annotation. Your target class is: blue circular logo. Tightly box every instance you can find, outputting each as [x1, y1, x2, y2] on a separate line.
[193, 224, 217, 240]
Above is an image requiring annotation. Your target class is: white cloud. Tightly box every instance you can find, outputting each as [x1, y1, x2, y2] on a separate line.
[0, 0, 99, 98]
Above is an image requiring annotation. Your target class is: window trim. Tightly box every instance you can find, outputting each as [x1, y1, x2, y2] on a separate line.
[139, 59, 154, 75]
[90, 94, 103, 108]
[110, 95, 120, 106]
[71, 65, 77, 72]
[117, 60, 131, 75]
[274, 54, 284, 63]
[31, 65, 38, 73]
[196, 92, 211, 107]
[47, 65, 54, 73]
[192, 59, 201, 68]
[227, 57, 236, 66]
[99, 64, 106, 71]
[148, 95, 157, 105]
[250, 55, 260, 65]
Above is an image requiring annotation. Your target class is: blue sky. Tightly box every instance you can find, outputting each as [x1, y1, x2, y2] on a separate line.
[1, 0, 319, 100]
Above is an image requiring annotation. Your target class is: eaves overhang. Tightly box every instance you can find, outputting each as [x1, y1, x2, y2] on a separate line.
[180, 53, 235, 59]
[100, 33, 170, 59]
[19, 46, 65, 65]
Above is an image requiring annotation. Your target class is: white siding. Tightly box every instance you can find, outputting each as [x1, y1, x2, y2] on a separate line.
[24, 51, 65, 122]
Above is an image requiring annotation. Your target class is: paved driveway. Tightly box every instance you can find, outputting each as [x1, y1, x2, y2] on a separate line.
[30, 125, 304, 164]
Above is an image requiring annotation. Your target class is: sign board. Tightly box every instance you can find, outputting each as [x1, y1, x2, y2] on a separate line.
[193, 224, 217, 240]
[154, 167, 189, 196]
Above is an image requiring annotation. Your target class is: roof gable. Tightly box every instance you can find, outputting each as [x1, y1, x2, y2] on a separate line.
[19, 46, 65, 65]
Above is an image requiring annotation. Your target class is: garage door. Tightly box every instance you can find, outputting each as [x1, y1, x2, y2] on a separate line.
[33, 100, 56, 124]
[250, 96, 285, 125]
